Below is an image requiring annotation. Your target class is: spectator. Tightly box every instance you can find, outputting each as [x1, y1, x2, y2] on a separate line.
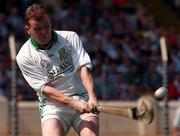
[142, 61, 162, 92]
[7, 7, 24, 35]
[168, 73, 180, 100]
[0, 64, 5, 96]
[61, 5, 80, 31]
[0, 13, 8, 39]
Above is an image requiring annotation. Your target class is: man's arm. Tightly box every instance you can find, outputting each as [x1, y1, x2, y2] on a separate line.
[78, 66, 98, 106]
[42, 85, 91, 113]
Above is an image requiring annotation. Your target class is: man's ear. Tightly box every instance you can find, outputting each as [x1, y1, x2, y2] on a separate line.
[25, 25, 31, 35]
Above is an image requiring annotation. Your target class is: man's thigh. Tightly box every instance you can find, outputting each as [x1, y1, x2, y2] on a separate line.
[74, 113, 99, 136]
[42, 118, 65, 136]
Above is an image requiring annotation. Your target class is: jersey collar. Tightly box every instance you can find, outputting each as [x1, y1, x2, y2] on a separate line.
[30, 31, 58, 50]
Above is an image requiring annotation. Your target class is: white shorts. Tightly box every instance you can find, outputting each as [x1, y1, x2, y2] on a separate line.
[39, 96, 98, 134]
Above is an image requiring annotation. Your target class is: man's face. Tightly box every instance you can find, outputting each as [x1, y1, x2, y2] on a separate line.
[25, 15, 52, 46]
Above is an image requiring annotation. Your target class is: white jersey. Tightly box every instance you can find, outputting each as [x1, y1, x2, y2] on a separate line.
[16, 31, 92, 102]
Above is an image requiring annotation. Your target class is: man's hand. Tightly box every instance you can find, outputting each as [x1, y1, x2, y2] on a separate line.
[88, 95, 98, 108]
[71, 99, 92, 113]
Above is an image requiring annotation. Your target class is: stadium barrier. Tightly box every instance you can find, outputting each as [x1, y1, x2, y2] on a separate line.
[0, 96, 179, 136]
[0, 96, 9, 134]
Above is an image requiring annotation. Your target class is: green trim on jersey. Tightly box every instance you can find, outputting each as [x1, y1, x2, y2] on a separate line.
[39, 98, 47, 119]
[30, 31, 58, 50]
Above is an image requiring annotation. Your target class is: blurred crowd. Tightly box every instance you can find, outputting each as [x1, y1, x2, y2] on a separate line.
[0, 0, 179, 101]
[162, 0, 180, 18]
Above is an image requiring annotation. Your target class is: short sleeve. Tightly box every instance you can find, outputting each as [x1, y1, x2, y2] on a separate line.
[71, 32, 92, 72]
[16, 53, 48, 92]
